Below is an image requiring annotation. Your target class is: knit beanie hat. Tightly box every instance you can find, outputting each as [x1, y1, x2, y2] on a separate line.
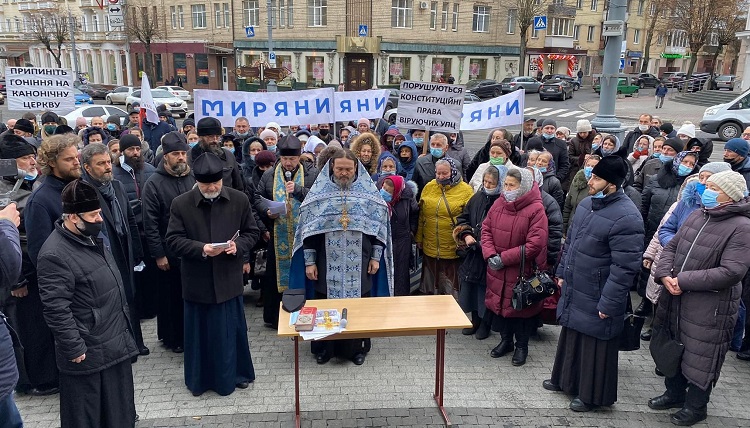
[724, 138, 749, 158]
[0, 133, 36, 159]
[259, 129, 277, 141]
[119, 134, 141, 152]
[14, 119, 34, 135]
[255, 150, 277, 167]
[662, 138, 685, 153]
[660, 123, 674, 134]
[699, 162, 731, 175]
[591, 155, 628, 188]
[676, 122, 696, 139]
[707, 170, 749, 202]
[576, 119, 592, 133]
[490, 139, 512, 157]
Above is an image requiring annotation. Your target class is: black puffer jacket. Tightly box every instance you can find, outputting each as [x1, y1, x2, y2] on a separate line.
[654, 198, 750, 391]
[541, 190, 563, 269]
[112, 162, 157, 226]
[541, 171, 564, 211]
[37, 221, 138, 375]
[641, 158, 697, 243]
[527, 135, 570, 181]
[454, 189, 500, 286]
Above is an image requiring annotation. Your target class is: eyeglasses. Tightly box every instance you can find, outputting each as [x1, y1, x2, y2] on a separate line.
[742, 133, 750, 139]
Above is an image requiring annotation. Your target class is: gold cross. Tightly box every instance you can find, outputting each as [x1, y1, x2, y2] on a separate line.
[340, 209, 350, 231]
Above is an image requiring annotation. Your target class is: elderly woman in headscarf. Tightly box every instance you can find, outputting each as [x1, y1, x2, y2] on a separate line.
[466, 128, 519, 179]
[454, 165, 503, 340]
[378, 174, 419, 296]
[534, 151, 565, 210]
[482, 167, 548, 366]
[416, 157, 473, 296]
[468, 139, 514, 192]
[627, 134, 655, 173]
[300, 135, 327, 164]
[594, 134, 628, 160]
[338, 126, 358, 148]
[372, 152, 402, 182]
[349, 133, 381, 176]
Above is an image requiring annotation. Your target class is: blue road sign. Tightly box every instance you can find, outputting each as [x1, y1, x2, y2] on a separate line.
[619, 58, 625, 69]
[533, 16, 547, 30]
[269, 52, 276, 61]
[245, 26, 254, 38]
[358, 24, 368, 37]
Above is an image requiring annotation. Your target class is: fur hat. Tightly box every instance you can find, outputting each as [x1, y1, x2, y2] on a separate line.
[707, 170, 749, 202]
[14, 119, 34, 135]
[196, 117, 224, 136]
[0, 133, 36, 159]
[62, 179, 101, 214]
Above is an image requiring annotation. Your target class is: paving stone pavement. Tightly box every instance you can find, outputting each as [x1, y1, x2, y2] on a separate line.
[14, 291, 750, 427]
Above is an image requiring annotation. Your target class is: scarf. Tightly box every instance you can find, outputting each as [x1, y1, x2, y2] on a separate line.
[382, 175, 405, 216]
[95, 179, 126, 237]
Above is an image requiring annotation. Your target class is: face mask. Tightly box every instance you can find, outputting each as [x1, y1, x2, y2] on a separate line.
[43, 125, 57, 135]
[538, 166, 547, 173]
[638, 125, 650, 132]
[380, 188, 392, 202]
[583, 166, 593, 179]
[677, 164, 692, 176]
[659, 154, 674, 163]
[413, 137, 424, 147]
[592, 143, 600, 151]
[106, 123, 117, 131]
[76, 217, 103, 237]
[591, 190, 605, 199]
[393, 143, 401, 150]
[228, 147, 235, 154]
[695, 183, 706, 195]
[24, 170, 38, 181]
[701, 189, 720, 209]
[601, 147, 614, 156]
[503, 189, 520, 201]
[437, 178, 451, 186]
[189, 141, 198, 148]
[250, 154, 256, 161]
[267, 144, 277, 152]
[724, 156, 741, 166]
[380, 170, 395, 176]
[237, 131, 249, 137]
[318, 129, 329, 137]
[484, 186, 501, 195]
[489, 156, 504, 165]
[430, 147, 444, 158]
[542, 132, 555, 140]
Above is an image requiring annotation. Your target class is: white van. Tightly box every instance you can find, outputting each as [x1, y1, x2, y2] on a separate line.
[700, 88, 750, 141]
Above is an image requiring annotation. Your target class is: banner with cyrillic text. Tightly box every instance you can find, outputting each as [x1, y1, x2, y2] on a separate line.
[5, 67, 75, 113]
[332, 89, 390, 122]
[396, 81, 464, 133]
[459, 89, 525, 131]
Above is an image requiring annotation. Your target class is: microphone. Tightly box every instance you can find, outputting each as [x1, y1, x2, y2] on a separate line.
[285, 171, 292, 182]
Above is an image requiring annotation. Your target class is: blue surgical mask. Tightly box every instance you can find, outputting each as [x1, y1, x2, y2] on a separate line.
[250, 154, 256, 161]
[380, 188, 392, 202]
[504, 189, 520, 202]
[413, 137, 424, 147]
[677, 164, 692, 176]
[430, 147, 444, 158]
[543, 132, 555, 140]
[24, 170, 38, 181]
[659, 154, 674, 163]
[695, 182, 706, 195]
[189, 141, 198, 148]
[228, 147, 235, 154]
[267, 144, 277, 152]
[591, 190, 605, 199]
[106, 123, 117, 131]
[381, 171, 395, 176]
[538, 166, 547, 173]
[583, 166, 593, 179]
[701, 189, 720, 209]
[237, 131, 249, 137]
[592, 143, 600, 151]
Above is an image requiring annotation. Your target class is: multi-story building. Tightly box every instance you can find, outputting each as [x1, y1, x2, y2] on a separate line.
[737, 11, 750, 90]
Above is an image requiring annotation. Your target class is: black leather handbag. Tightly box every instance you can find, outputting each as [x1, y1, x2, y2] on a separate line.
[511, 245, 556, 310]
[618, 294, 646, 352]
[650, 295, 684, 378]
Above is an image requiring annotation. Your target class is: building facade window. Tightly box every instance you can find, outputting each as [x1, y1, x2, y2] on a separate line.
[278, 54, 292, 72]
[154, 54, 163, 82]
[279, 0, 292, 27]
[532, 27, 539, 38]
[389, 57, 411, 84]
[431, 57, 452, 82]
[174, 53, 188, 84]
[573, 24, 580, 40]
[269, 0, 277, 27]
[637, 0, 644, 15]
[224, 3, 230, 27]
[307, 0, 327, 27]
[507, 9, 517, 34]
[391, 0, 413, 29]
[548, 17, 573, 36]
[590, 0, 597, 11]
[472, 5, 490, 33]
[469, 58, 487, 80]
[430, 1, 437, 30]
[633, 28, 640, 44]
[452, 4, 459, 31]
[177, 5, 185, 28]
[656, 33, 663, 45]
[195, 54, 209, 85]
[306, 56, 324, 86]
[170, 6, 177, 29]
[243, 0, 259, 26]
[587, 25, 594, 42]
[707, 32, 718, 46]
[576, 0, 583, 8]
[192, 4, 207, 29]
[214, 3, 222, 27]
[441, 2, 448, 31]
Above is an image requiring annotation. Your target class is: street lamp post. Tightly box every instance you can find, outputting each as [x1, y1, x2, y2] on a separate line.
[68, 8, 80, 79]
[591, 0, 627, 141]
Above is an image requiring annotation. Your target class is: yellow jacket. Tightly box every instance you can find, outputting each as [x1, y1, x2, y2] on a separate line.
[416, 180, 474, 259]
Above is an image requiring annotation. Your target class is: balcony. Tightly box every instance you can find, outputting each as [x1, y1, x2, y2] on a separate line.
[544, 35, 575, 49]
[548, 5, 576, 17]
[79, 31, 127, 42]
[664, 46, 687, 55]
[38, 2, 56, 9]
[17, 3, 36, 10]
[80, 0, 99, 7]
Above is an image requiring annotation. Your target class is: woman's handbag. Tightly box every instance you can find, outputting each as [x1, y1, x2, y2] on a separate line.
[650, 295, 684, 378]
[511, 245, 557, 310]
[618, 294, 646, 351]
[253, 248, 268, 277]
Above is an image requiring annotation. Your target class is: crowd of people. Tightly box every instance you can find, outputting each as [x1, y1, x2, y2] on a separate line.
[0, 106, 749, 428]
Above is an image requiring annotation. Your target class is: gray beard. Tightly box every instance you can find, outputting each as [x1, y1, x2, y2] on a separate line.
[170, 162, 188, 175]
[334, 176, 352, 190]
[199, 189, 221, 199]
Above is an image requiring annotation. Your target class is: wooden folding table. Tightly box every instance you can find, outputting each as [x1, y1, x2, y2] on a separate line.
[278, 295, 472, 427]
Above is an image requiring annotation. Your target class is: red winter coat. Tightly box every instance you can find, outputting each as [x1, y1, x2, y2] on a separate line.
[481, 185, 549, 318]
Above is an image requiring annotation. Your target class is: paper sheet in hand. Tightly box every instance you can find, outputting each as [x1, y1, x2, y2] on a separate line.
[261, 196, 288, 216]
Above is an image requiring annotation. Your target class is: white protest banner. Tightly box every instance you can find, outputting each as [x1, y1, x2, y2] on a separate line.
[396, 80, 464, 133]
[332, 89, 389, 122]
[195, 88, 335, 127]
[5, 66, 75, 113]
[139, 74, 160, 125]
[459, 89, 525, 131]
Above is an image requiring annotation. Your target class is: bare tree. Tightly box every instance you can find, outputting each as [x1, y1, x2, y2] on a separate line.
[673, 0, 720, 76]
[709, 0, 747, 75]
[640, 0, 677, 73]
[28, 10, 72, 68]
[502, 0, 547, 78]
[126, 1, 163, 80]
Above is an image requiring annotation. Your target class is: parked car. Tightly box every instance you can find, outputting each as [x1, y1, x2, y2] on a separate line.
[700, 88, 750, 141]
[62, 105, 129, 127]
[75, 83, 114, 99]
[636, 73, 660, 88]
[0, 78, 7, 94]
[539, 79, 575, 101]
[500, 76, 542, 93]
[465, 79, 503, 98]
[383, 93, 480, 123]
[594, 77, 640, 96]
[660, 72, 686, 88]
[676, 73, 711, 92]
[0, 92, 5, 105]
[542, 74, 580, 91]
[713, 75, 737, 91]
[126, 89, 189, 117]
[73, 88, 94, 105]
[386, 89, 399, 110]
[106, 86, 138, 105]
[155, 85, 192, 102]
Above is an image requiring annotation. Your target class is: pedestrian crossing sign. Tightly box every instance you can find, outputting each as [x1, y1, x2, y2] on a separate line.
[245, 26, 255, 38]
[534, 16, 547, 30]
[358, 25, 368, 37]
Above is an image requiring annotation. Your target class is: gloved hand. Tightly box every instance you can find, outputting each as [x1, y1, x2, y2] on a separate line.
[632, 150, 642, 159]
[487, 255, 504, 271]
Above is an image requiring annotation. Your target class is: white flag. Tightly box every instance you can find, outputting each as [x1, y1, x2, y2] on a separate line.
[139, 74, 159, 125]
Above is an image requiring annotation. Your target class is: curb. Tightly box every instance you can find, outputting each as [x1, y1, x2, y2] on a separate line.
[577, 102, 702, 124]
[577, 103, 643, 122]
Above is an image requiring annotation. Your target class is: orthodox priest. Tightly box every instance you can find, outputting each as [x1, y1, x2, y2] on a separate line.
[290, 149, 393, 366]
[166, 152, 259, 396]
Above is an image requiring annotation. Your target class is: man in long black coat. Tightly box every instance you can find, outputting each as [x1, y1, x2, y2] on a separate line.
[188, 117, 244, 192]
[142, 132, 196, 353]
[166, 152, 259, 397]
[80, 143, 147, 357]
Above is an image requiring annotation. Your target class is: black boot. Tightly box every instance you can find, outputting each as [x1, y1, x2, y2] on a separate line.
[490, 336, 514, 358]
[634, 298, 653, 316]
[463, 311, 480, 335]
[475, 311, 493, 340]
[512, 347, 528, 366]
